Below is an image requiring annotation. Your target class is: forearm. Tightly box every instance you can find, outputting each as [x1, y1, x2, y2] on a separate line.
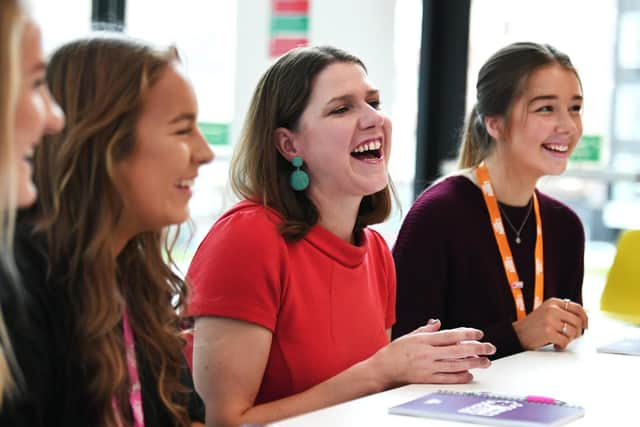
[208, 358, 385, 426]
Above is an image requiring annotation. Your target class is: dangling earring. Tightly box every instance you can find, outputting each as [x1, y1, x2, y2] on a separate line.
[289, 156, 309, 191]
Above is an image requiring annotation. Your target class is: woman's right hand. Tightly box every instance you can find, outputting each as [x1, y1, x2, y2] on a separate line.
[370, 319, 496, 387]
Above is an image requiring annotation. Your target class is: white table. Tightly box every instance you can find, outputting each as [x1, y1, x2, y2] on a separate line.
[273, 312, 640, 426]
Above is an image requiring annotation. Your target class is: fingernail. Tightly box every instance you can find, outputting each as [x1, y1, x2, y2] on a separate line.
[427, 318, 440, 325]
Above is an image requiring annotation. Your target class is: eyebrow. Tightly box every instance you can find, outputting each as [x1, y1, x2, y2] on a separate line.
[528, 94, 583, 105]
[169, 112, 197, 124]
[326, 89, 380, 105]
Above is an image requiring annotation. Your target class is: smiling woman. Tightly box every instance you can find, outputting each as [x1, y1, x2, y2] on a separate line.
[392, 42, 590, 360]
[4, 36, 211, 426]
[186, 45, 496, 427]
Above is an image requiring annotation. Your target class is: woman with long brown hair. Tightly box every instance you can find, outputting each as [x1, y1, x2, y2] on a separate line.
[7, 36, 212, 426]
[188, 45, 495, 426]
[0, 0, 63, 419]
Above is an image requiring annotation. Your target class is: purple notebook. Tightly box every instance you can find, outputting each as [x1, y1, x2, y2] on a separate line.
[389, 391, 584, 426]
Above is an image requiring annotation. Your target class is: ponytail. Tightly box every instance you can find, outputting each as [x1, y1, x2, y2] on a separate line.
[457, 105, 493, 169]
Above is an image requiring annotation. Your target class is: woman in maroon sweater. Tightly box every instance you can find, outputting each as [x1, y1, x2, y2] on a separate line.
[393, 42, 589, 359]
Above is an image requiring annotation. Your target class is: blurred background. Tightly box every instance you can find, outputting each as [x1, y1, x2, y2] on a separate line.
[32, 0, 640, 310]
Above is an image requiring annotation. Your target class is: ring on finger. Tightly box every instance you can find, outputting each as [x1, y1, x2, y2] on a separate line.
[561, 321, 568, 335]
[563, 298, 570, 311]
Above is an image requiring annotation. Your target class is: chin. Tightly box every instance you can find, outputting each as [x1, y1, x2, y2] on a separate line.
[17, 187, 37, 208]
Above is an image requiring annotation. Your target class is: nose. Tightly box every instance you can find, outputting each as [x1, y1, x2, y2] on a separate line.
[193, 126, 214, 165]
[556, 109, 581, 137]
[44, 89, 65, 135]
[358, 104, 385, 130]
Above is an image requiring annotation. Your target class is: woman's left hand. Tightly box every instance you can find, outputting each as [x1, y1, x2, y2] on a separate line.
[512, 297, 588, 350]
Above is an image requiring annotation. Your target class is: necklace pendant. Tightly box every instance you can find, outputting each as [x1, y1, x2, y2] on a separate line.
[515, 236, 521, 244]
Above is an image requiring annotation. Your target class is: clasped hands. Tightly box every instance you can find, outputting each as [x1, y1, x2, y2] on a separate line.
[512, 297, 589, 351]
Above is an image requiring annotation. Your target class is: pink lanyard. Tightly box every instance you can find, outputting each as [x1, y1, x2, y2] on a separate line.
[112, 309, 145, 427]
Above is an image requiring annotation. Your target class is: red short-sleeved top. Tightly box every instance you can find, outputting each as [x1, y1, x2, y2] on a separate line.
[187, 200, 396, 403]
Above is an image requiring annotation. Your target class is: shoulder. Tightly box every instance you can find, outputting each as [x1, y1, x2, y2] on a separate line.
[412, 175, 478, 212]
[188, 200, 287, 283]
[363, 228, 392, 260]
[195, 200, 284, 255]
[402, 175, 478, 230]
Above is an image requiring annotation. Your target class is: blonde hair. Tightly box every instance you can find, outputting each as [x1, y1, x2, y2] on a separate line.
[30, 37, 190, 426]
[0, 0, 26, 406]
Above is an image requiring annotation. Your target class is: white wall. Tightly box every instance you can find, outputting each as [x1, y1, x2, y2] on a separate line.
[231, 0, 397, 147]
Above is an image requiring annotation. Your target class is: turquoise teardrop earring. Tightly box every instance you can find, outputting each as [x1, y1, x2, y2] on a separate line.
[289, 156, 309, 191]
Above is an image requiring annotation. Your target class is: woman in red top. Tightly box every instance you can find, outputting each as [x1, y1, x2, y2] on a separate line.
[188, 46, 496, 426]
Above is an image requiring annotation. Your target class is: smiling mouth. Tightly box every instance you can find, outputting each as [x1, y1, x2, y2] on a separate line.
[542, 143, 569, 153]
[351, 139, 383, 160]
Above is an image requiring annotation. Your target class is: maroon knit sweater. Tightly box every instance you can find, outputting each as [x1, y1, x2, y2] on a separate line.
[392, 175, 584, 359]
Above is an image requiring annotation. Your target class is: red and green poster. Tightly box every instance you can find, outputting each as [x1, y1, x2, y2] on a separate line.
[270, 0, 309, 57]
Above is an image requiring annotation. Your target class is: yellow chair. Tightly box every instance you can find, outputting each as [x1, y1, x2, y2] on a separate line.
[601, 230, 640, 324]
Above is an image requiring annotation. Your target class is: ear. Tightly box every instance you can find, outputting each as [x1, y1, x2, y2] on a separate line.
[484, 115, 505, 142]
[274, 127, 300, 161]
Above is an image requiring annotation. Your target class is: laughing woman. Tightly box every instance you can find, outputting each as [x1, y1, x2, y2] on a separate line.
[392, 42, 589, 359]
[7, 37, 212, 426]
[187, 46, 495, 427]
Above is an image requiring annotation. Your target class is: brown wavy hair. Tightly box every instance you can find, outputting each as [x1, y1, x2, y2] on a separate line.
[29, 36, 189, 426]
[0, 0, 26, 406]
[230, 45, 394, 241]
[458, 42, 581, 168]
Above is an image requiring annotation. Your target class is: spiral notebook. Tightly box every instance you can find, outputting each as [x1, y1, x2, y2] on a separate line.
[389, 390, 585, 426]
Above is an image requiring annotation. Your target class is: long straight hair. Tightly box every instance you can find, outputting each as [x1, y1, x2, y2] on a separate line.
[0, 0, 26, 407]
[30, 37, 190, 427]
[458, 42, 581, 169]
[230, 46, 394, 241]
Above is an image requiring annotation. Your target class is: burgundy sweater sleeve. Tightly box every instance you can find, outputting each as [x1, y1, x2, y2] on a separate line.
[392, 177, 525, 358]
[392, 184, 450, 339]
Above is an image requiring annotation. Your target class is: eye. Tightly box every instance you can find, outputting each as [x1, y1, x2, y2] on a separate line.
[368, 99, 381, 110]
[33, 78, 46, 90]
[535, 105, 553, 113]
[175, 128, 193, 135]
[570, 104, 582, 113]
[330, 105, 350, 115]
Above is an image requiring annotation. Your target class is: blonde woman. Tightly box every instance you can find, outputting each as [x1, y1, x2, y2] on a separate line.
[0, 0, 63, 418]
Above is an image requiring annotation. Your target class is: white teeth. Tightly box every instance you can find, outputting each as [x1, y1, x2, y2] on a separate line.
[177, 179, 194, 188]
[351, 139, 382, 154]
[544, 144, 568, 152]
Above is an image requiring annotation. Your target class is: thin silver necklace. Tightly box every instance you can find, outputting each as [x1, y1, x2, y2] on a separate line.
[498, 198, 533, 244]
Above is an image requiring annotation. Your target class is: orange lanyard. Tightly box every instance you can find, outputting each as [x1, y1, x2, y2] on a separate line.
[475, 162, 544, 320]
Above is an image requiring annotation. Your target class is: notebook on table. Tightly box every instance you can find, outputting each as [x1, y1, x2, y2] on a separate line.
[388, 390, 585, 426]
[597, 338, 640, 356]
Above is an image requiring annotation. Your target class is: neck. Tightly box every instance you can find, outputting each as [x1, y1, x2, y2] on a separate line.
[308, 188, 360, 244]
[483, 153, 537, 206]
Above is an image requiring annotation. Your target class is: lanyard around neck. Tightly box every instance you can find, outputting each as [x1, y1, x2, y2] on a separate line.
[113, 309, 145, 427]
[475, 162, 544, 320]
